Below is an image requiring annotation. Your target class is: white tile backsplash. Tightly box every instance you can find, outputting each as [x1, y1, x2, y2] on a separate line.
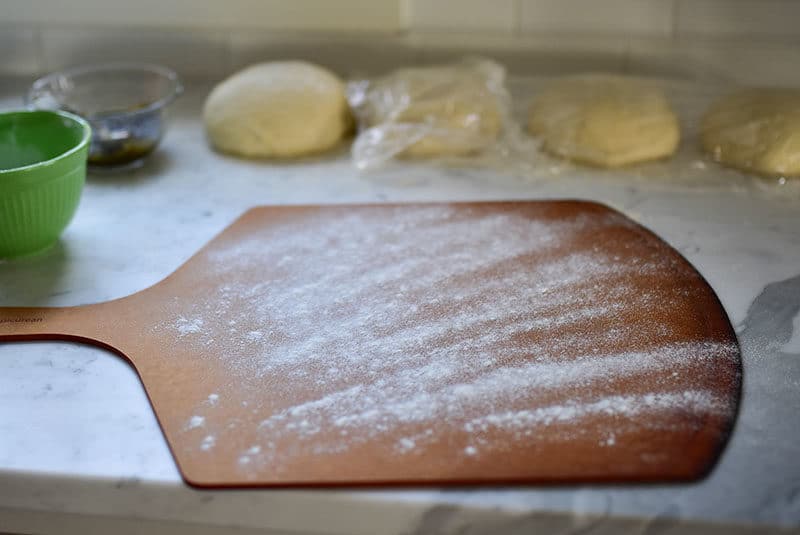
[677, 39, 800, 87]
[1, 0, 799, 86]
[623, 38, 703, 82]
[41, 28, 228, 78]
[409, 33, 628, 75]
[230, 33, 416, 77]
[220, 0, 401, 31]
[676, 0, 800, 40]
[407, 0, 516, 33]
[0, 26, 40, 75]
[0, 0, 400, 31]
[234, 32, 628, 78]
[519, 0, 674, 36]
[0, 0, 230, 28]
[5, 0, 800, 40]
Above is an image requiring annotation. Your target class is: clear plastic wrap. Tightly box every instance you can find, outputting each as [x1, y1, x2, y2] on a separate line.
[348, 62, 800, 200]
[347, 57, 527, 170]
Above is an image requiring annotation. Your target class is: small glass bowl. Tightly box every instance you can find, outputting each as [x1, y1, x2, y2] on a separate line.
[27, 63, 182, 171]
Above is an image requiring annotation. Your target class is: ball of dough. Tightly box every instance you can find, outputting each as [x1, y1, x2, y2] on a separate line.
[362, 62, 504, 158]
[701, 88, 800, 177]
[203, 61, 353, 158]
[527, 75, 680, 168]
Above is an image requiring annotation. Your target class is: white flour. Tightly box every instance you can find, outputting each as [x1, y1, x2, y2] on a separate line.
[168, 205, 738, 468]
[175, 316, 204, 336]
[200, 435, 216, 451]
[186, 415, 205, 430]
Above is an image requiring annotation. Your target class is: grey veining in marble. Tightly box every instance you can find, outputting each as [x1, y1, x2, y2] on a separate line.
[1, 76, 799, 534]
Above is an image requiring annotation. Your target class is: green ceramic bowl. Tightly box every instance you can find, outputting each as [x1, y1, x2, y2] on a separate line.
[0, 110, 91, 258]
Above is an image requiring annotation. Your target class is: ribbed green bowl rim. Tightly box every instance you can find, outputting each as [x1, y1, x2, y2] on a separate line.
[0, 109, 92, 179]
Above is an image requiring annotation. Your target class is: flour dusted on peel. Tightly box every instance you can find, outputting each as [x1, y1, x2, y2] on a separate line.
[167, 204, 738, 469]
[175, 316, 203, 336]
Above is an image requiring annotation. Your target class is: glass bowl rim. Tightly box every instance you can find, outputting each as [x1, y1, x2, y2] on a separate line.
[26, 62, 183, 120]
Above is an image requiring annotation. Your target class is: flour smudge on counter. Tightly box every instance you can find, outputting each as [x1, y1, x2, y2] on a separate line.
[166, 204, 739, 467]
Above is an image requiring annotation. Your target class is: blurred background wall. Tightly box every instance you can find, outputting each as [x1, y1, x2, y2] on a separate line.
[1, 0, 798, 85]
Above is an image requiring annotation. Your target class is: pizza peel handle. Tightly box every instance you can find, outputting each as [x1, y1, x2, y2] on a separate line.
[0, 301, 130, 354]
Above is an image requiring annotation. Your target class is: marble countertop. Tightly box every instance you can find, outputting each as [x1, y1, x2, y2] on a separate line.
[1, 76, 799, 535]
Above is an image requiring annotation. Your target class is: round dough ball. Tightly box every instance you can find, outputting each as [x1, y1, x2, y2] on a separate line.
[203, 61, 353, 158]
[362, 63, 504, 158]
[701, 88, 800, 177]
[527, 75, 680, 168]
